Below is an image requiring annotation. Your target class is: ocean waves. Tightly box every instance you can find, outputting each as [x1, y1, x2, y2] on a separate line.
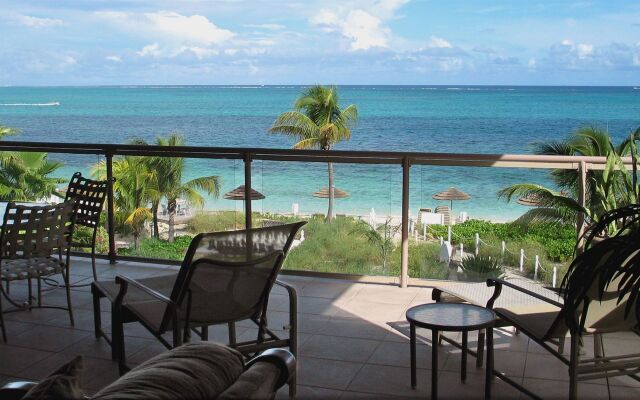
[0, 101, 60, 106]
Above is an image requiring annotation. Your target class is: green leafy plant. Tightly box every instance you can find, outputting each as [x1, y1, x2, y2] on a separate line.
[498, 127, 640, 229]
[460, 254, 503, 282]
[351, 218, 399, 270]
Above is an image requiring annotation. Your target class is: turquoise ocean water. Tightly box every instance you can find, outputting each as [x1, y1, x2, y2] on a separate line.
[1, 86, 639, 221]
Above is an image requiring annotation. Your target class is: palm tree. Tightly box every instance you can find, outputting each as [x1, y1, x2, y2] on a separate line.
[93, 156, 153, 248]
[498, 126, 639, 228]
[145, 133, 221, 242]
[0, 125, 19, 140]
[270, 85, 357, 222]
[0, 152, 65, 201]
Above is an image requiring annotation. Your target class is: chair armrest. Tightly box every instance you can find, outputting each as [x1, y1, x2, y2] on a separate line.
[0, 381, 38, 400]
[274, 280, 297, 314]
[486, 278, 564, 309]
[115, 274, 175, 306]
[246, 348, 296, 389]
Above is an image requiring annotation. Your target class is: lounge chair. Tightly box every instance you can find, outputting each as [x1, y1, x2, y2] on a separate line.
[486, 250, 640, 399]
[1, 342, 295, 400]
[91, 222, 306, 397]
[435, 205, 451, 225]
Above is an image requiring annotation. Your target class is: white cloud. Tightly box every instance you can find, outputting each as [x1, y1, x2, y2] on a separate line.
[341, 10, 389, 50]
[428, 36, 452, 49]
[577, 43, 593, 58]
[243, 23, 285, 30]
[105, 55, 122, 62]
[144, 11, 234, 45]
[136, 43, 162, 57]
[19, 15, 63, 28]
[310, 1, 407, 51]
[176, 46, 219, 59]
[97, 10, 234, 45]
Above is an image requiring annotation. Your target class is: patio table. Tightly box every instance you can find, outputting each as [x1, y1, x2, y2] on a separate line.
[407, 303, 497, 400]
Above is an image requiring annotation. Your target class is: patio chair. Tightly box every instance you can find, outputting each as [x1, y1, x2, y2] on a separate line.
[486, 265, 640, 399]
[64, 172, 109, 281]
[0, 201, 77, 342]
[91, 221, 306, 395]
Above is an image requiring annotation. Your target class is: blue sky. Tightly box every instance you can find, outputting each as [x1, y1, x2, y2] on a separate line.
[1, 0, 639, 85]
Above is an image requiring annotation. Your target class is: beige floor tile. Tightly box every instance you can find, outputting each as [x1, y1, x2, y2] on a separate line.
[318, 317, 390, 340]
[347, 364, 429, 398]
[300, 334, 380, 363]
[367, 340, 448, 369]
[0, 345, 53, 375]
[276, 384, 344, 399]
[520, 377, 608, 399]
[297, 356, 363, 390]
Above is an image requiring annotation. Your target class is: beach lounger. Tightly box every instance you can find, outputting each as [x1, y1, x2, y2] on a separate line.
[435, 205, 451, 225]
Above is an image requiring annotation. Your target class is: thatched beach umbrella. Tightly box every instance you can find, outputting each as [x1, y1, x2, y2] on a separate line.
[312, 187, 349, 199]
[517, 194, 542, 207]
[224, 185, 265, 200]
[517, 191, 568, 207]
[432, 187, 471, 212]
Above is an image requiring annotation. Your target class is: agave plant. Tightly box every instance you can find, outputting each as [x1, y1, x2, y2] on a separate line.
[460, 254, 503, 282]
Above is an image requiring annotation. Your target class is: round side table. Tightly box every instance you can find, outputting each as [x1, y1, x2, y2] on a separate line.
[406, 303, 497, 400]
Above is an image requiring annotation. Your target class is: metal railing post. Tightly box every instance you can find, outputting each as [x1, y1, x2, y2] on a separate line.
[105, 151, 117, 265]
[244, 152, 252, 229]
[576, 161, 587, 252]
[400, 157, 410, 288]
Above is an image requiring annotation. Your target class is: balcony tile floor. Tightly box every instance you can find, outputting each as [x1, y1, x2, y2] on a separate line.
[1, 258, 639, 399]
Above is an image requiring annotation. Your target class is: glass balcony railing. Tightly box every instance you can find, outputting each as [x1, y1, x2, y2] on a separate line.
[1, 140, 626, 288]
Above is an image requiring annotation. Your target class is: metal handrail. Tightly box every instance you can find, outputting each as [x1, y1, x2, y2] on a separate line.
[0, 140, 630, 168]
[0, 139, 615, 287]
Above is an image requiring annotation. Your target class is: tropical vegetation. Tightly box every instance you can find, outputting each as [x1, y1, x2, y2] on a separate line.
[351, 218, 400, 270]
[0, 126, 65, 201]
[93, 133, 221, 247]
[141, 133, 220, 242]
[94, 154, 152, 248]
[270, 85, 358, 222]
[498, 126, 640, 232]
[460, 254, 503, 282]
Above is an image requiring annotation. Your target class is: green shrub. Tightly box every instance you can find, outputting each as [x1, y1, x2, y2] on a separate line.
[120, 235, 193, 260]
[427, 220, 575, 262]
[285, 217, 387, 275]
[407, 242, 449, 279]
[460, 254, 503, 282]
[73, 226, 109, 254]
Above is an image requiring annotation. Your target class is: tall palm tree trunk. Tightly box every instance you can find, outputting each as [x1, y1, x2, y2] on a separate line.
[326, 162, 335, 222]
[167, 199, 176, 243]
[152, 200, 160, 239]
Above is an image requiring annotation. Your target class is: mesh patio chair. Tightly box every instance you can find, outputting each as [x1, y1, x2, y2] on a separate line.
[486, 269, 640, 399]
[0, 201, 77, 342]
[91, 221, 306, 395]
[64, 172, 109, 281]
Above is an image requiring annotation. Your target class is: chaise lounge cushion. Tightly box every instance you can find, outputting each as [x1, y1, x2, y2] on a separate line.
[92, 342, 244, 400]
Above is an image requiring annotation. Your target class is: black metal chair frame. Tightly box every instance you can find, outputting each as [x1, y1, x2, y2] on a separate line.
[0, 201, 77, 342]
[485, 278, 640, 400]
[63, 172, 110, 282]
